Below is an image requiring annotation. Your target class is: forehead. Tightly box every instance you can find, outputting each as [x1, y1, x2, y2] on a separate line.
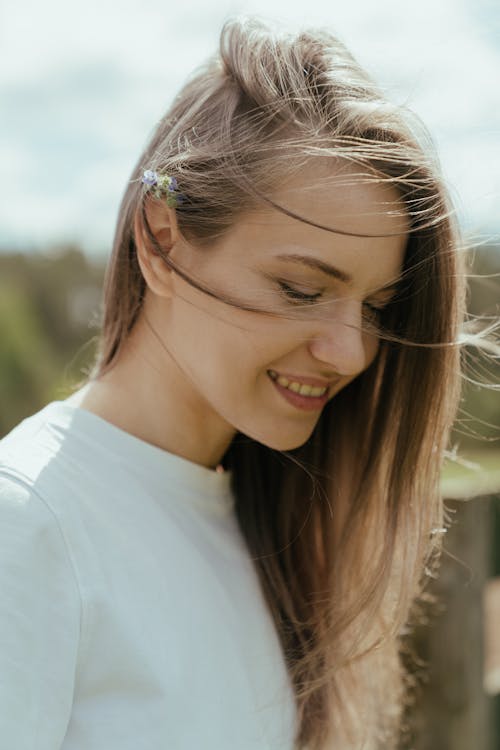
[218, 163, 410, 289]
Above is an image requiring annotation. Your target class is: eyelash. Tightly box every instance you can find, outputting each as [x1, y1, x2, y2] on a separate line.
[363, 303, 386, 320]
[277, 281, 321, 304]
[277, 281, 388, 317]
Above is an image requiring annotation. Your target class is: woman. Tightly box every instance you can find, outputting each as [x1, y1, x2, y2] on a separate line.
[0, 15, 467, 750]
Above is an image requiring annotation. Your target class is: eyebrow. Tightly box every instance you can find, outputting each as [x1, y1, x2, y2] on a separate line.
[275, 252, 401, 293]
[276, 252, 352, 283]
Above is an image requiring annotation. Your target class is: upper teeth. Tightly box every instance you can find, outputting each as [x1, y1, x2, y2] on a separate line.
[268, 370, 328, 397]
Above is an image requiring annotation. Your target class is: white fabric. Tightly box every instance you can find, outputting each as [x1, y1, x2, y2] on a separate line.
[0, 400, 298, 750]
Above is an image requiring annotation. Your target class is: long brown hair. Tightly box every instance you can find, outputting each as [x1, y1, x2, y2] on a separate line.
[83, 16, 467, 749]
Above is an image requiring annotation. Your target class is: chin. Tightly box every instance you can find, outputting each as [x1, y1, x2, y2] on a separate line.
[255, 429, 316, 452]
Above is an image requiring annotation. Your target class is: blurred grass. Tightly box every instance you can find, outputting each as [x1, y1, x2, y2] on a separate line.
[441, 450, 500, 498]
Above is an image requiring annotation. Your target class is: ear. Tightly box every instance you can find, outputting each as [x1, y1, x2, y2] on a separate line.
[134, 197, 181, 298]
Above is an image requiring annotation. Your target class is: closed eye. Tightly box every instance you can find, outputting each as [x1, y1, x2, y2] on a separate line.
[362, 299, 396, 327]
[277, 280, 322, 304]
[277, 279, 396, 318]
[363, 301, 385, 316]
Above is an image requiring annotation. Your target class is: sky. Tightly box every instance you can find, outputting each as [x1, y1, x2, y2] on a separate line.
[1, 0, 499, 258]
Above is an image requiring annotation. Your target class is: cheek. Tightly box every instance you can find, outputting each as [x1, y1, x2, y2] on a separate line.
[192, 325, 263, 394]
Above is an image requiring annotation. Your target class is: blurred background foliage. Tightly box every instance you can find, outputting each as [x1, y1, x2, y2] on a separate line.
[0, 246, 102, 434]
[457, 246, 500, 449]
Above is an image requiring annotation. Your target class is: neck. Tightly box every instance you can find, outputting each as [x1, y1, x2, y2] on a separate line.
[72, 314, 236, 470]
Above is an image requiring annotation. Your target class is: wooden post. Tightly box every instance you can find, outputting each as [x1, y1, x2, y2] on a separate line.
[406, 495, 495, 750]
[484, 576, 500, 696]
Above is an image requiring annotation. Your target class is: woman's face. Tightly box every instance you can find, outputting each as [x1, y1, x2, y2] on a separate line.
[147, 169, 409, 453]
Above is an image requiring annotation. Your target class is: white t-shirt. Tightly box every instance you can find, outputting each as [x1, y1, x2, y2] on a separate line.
[0, 400, 298, 750]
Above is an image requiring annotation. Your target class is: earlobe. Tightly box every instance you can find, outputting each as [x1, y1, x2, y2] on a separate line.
[134, 198, 180, 298]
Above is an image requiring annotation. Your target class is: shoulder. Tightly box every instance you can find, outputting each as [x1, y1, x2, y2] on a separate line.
[0, 412, 97, 619]
[0, 470, 83, 638]
[0, 400, 99, 510]
[0, 471, 76, 577]
[0, 474, 82, 747]
[0, 470, 57, 523]
[0, 404, 97, 585]
[0, 402, 63, 483]
[0, 471, 82, 652]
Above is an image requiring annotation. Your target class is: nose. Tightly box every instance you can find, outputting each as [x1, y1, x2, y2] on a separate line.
[307, 301, 370, 377]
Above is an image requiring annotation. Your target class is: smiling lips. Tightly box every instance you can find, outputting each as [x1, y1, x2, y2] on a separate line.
[267, 369, 329, 397]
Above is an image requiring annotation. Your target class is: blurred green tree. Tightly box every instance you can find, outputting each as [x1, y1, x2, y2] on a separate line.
[0, 246, 102, 435]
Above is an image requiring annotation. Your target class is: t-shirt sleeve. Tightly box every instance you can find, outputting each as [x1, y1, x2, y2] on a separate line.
[0, 473, 81, 750]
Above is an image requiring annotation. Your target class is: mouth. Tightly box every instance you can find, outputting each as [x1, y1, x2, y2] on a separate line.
[267, 369, 330, 395]
[267, 369, 330, 411]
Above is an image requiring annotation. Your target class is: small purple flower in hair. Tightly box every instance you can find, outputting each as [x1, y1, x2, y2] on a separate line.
[142, 168, 185, 207]
[141, 170, 158, 186]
